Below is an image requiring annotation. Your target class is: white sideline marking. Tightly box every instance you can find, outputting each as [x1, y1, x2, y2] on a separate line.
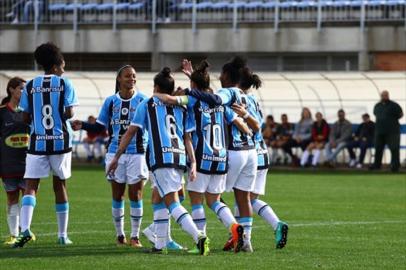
[28, 220, 406, 237]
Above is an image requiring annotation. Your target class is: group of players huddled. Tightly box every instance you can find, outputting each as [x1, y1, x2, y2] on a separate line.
[1, 42, 288, 255]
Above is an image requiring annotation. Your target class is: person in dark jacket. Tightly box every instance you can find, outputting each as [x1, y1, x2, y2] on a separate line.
[0, 77, 35, 245]
[325, 109, 352, 165]
[347, 113, 375, 168]
[370, 90, 403, 172]
[300, 112, 329, 167]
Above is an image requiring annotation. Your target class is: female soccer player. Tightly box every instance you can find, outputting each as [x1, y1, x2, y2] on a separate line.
[13, 42, 78, 248]
[177, 57, 260, 252]
[154, 60, 252, 253]
[0, 77, 35, 245]
[237, 67, 289, 249]
[108, 67, 210, 255]
[72, 65, 147, 248]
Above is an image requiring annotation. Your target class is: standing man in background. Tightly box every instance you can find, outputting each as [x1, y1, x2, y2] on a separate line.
[371, 90, 403, 172]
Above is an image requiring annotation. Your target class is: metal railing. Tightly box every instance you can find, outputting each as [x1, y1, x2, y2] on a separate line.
[1, 1, 405, 33]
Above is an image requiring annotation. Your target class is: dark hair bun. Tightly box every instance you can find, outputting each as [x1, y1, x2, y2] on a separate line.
[161, 67, 172, 77]
[195, 60, 210, 73]
[230, 56, 246, 69]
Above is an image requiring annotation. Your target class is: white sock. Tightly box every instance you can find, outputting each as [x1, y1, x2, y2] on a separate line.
[167, 215, 173, 243]
[169, 202, 200, 243]
[112, 200, 125, 237]
[20, 195, 36, 232]
[191, 204, 206, 233]
[234, 203, 240, 222]
[84, 143, 92, 157]
[130, 200, 143, 238]
[251, 199, 280, 230]
[239, 217, 253, 242]
[153, 202, 169, 249]
[7, 203, 19, 237]
[300, 150, 310, 166]
[55, 202, 69, 238]
[312, 150, 321, 166]
[210, 201, 237, 229]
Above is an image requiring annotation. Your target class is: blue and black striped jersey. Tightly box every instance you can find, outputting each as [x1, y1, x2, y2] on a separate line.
[19, 75, 78, 155]
[217, 87, 256, 150]
[97, 92, 148, 154]
[131, 96, 194, 172]
[247, 93, 270, 170]
[187, 96, 237, 175]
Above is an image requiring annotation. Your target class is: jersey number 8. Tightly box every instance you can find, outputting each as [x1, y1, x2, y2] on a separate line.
[41, 104, 55, 130]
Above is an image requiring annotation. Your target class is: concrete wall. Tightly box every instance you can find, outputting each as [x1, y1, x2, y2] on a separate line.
[1, 24, 405, 70]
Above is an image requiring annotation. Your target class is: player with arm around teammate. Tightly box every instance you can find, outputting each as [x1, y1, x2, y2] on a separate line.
[154, 60, 253, 253]
[177, 57, 260, 252]
[13, 42, 78, 248]
[72, 65, 147, 247]
[108, 67, 210, 255]
[235, 67, 289, 250]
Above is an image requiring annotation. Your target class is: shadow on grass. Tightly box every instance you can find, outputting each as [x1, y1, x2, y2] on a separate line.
[0, 244, 226, 259]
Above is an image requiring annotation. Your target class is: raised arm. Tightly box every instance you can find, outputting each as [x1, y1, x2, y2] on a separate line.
[185, 88, 222, 106]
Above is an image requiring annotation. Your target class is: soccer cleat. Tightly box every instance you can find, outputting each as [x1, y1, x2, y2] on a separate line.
[58, 237, 73, 245]
[222, 236, 233, 251]
[241, 240, 254, 253]
[275, 221, 289, 249]
[142, 227, 156, 245]
[12, 229, 33, 248]
[197, 233, 210, 256]
[166, 240, 185, 251]
[144, 247, 168, 255]
[130, 237, 143, 248]
[116, 235, 127, 246]
[231, 224, 244, 253]
[4, 236, 17, 245]
[187, 246, 200, 255]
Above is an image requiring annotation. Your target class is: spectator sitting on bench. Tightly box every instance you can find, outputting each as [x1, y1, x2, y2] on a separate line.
[262, 115, 279, 147]
[347, 113, 375, 169]
[281, 107, 313, 166]
[324, 109, 352, 167]
[270, 114, 294, 165]
[300, 112, 329, 167]
[83, 115, 107, 163]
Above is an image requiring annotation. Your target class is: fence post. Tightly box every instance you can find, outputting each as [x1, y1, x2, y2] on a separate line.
[34, 0, 39, 32]
[113, 0, 117, 32]
[232, 0, 238, 32]
[152, 0, 157, 34]
[360, 0, 366, 32]
[192, 0, 197, 33]
[73, 0, 78, 34]
[274, 0, 279, 33]
[317, 0, 322, 32]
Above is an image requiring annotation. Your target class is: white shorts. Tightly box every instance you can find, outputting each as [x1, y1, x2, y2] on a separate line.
[152, 168, 183, 197]
[187, 172, 226, 194]
[252, 169, 268, 195]
[226, 149, 258, 192]
[105, 153, 148, 184]
[24, 152, 72, 180]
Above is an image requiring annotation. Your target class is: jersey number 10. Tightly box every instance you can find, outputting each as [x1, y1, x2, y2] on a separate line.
[203, 124, 223, 151]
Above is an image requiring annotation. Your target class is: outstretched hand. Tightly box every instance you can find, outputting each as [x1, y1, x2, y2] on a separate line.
[181, 59, 193, 78]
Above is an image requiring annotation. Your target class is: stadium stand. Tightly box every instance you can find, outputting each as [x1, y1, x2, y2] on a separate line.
[1, 0, 405, 24]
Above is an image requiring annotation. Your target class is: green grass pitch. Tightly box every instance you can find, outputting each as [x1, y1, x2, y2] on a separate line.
[1, 168, 405, 269]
